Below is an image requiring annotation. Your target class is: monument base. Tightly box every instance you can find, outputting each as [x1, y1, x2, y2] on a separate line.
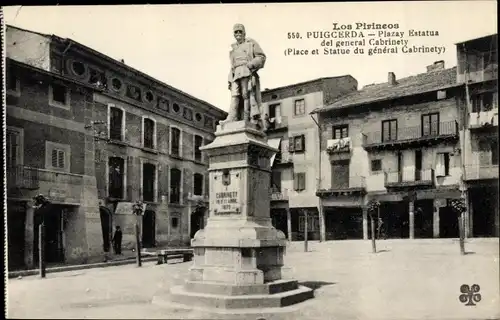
[152, 120, 314, 317]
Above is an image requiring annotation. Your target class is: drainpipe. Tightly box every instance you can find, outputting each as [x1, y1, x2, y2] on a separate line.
[310, 113, 326, 242]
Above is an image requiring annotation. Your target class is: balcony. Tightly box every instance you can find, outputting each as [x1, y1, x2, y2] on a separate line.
[384, 169, 435, 190]
[316, 176, 366, 197]
[273, 152, 294, 167]
[270, 188, 289, 201]
[469, 110, 498, 130]
[8, 166, 83, 203]
[7, 165, 40, 190]
[265, 116, 288, 132]
[464, 164, 499, 181]
[326, 137, 351, 154]
[362, 120, 458, 151]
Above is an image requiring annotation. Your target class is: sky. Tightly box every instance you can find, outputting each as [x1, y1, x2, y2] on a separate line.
[3, 3, 497, 111]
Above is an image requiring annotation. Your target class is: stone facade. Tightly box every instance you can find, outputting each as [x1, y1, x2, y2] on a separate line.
[260, 76, 358, 241]
[5, 25, 226, 269]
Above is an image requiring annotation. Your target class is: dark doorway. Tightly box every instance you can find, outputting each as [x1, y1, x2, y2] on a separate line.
[191, 206, 206, 239]
[471, 186, 499, 237]
[142, 210, 156, 248]
[143, 163, 156, 202]
[440, 204, 459, 238]
[380, 201, 409, 239]
[34, 205, 65, 264]
[100, 208, 112, 252]
[397, 152, 403, 182]
[414, 199, 434, 238]
[325, 207, 363, 240]
[271, 209, 288, 238]
[7, 202, 27, 270]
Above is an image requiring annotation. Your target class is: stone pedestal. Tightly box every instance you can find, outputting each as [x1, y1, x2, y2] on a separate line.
[153, 120, 313, 316]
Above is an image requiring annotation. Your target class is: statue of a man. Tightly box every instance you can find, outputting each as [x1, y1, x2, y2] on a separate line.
[226, 24, 266, 126]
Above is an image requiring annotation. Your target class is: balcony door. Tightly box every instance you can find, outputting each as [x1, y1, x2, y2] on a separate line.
[271, 171, 282, 192]
[397, 152, 403, 182]
[415, 150, 422, 181]
[331, 160, 350, 189]
[422, 113, 440, 136]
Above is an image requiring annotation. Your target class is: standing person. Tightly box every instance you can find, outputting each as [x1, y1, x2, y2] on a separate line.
[377, 217, 384, 240]
[226, 23, 266, 126]
[112, 226, 122, 255]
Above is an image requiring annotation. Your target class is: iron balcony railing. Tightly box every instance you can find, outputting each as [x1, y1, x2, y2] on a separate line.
[7, 165, 40, 190]
[270, 188, 289, 201]
[362, 120, 458, 147]
[326, 137, 351, 154]
[384, 169, 435, 187]
[464, 164, 499, 181]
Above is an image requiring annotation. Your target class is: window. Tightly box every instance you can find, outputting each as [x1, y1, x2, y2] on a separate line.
[194, 135, 203, 162]
[271, 171, 282, 192]
[479, 139, 499, 165]
[109, 157, 125, 199]
[170, 168, 182, 204]
[109, 106, 124, 141]
[471, 92, 495, 112]
[269, 103, 280, 118]
[333, 125, 349, 139]
[45, 141, 70, 172]
[49, 83, 69, 108]
[381, 119, 397, 142]
[142, 163, 156, 202]
[422, 113, 440, 136]
[371, 159, 382, 172]
[492, 141, 499, 165]
[6, 128, 23, 168]
[435, 153, 450, 177]
[143, 117, 156, 149]
[173, 103, 180, 113]
[294, 99, 306, 116]
[171, 127, 181, 157]
[193, 173, 203, 196]
[294, 172, 306, 191]
[171, 216, 179, 229]
[289, 135, 305, 153]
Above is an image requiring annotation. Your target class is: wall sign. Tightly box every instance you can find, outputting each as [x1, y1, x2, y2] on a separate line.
[213, 170, 241, 215]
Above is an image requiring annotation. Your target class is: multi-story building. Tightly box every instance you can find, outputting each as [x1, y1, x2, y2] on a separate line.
[6, 25, 226, 269]
[456, 34, 499, 237]
[311, 62, 466, 240]
[261, 76, 358, 241]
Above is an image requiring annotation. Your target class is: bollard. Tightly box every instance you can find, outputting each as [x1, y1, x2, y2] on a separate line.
[304, 210, 308, 252]
[135, 223, 142, 267]
[370, 214, 377, 253]
[39, 223, 46, 278]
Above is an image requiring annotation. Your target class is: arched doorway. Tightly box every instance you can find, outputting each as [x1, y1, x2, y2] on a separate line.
[99, 207, 112, 252]
[142, 210, 156, 248]
[191, 205, 206, 239]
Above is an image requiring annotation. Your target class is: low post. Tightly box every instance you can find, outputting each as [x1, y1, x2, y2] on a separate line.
[370, 213, 376, 253]
[39, 223, 46, 278]
[451, 198, 466, 255]
[135, 222, 142, 267]
[133, 201, 144, 267]
[304, 210, 308, 252]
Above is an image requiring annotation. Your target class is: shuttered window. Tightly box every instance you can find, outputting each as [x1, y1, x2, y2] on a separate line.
[293, 172, 306, 191]
[51, 149, 65, 169]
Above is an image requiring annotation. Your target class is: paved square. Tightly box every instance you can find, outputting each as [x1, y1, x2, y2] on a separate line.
[7, 239, 500, 320]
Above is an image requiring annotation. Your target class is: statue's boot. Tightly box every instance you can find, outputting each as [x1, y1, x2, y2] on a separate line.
[243, 99, 251, 123]
[226, 97, 240, 121]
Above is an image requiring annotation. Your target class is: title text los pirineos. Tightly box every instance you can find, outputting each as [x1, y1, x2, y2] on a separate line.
[284, 22, 445, 57]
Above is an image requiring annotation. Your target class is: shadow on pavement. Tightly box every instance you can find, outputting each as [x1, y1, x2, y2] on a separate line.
[465, 251, 476, 255]
[298, 281, 335, 292]
[376, 249, 391, 253]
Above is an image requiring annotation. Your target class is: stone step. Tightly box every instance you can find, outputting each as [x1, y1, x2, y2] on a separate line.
[184, 279, 298, 296]
[169, 284, 314, 309]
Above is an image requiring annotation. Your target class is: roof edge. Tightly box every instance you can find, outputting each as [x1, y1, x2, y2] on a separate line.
[263, 75, 355, 93]
[310, 83, 464, 115]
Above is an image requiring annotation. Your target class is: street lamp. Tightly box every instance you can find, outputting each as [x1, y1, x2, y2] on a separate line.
[33, 194, 50, 278]
[133, 200, 144, 267]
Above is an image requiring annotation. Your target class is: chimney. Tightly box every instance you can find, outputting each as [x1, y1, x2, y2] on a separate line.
[120, 59, 125, 64]
[388, 72, 397, 85]
[426, 60, 445, 73]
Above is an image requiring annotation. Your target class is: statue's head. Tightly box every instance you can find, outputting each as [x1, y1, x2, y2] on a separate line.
[233, 23, 246, 43]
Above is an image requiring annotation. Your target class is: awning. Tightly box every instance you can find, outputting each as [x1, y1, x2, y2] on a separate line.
[268, 137, 282, 166]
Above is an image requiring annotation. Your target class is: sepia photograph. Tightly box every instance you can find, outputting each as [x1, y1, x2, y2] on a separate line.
[2, 2, 499, 319]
